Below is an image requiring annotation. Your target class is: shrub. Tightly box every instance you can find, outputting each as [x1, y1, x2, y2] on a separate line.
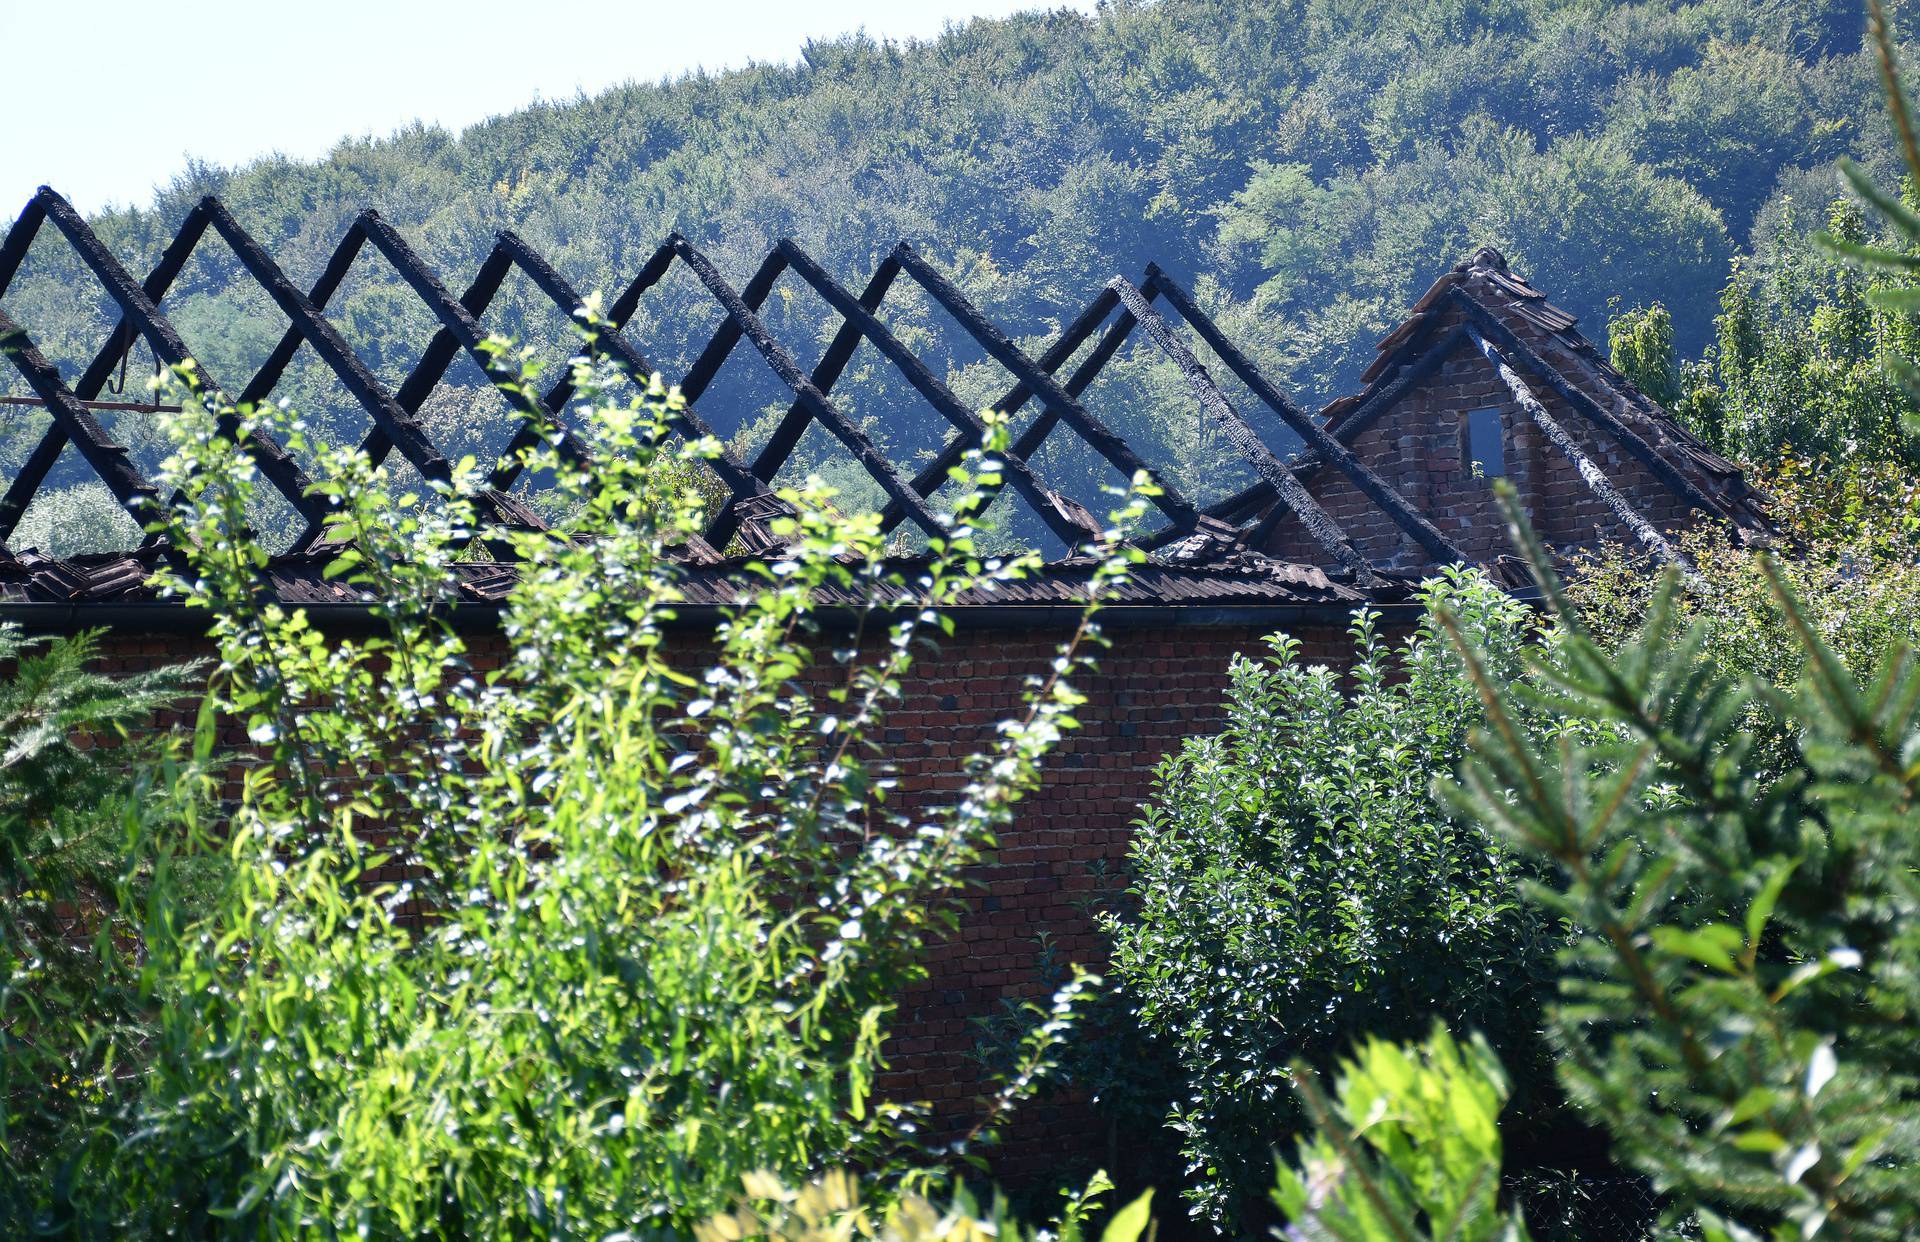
[1273, 1025, 1527, 1242]
[18, 346, 1144, 1236]
[1106, 568, 1557, 1230]
[1281, 485, 1920, 1239]
[0, 627, 199, 1214]
[1569, 456, 1920, 781]
[698, 1168, 1153, 1242]
[1268, 12, 1920, 1233]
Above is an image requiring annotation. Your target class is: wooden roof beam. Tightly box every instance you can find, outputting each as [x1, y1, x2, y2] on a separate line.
[1470, 327, 1698, 583]
[1143, 264, 1466, 566]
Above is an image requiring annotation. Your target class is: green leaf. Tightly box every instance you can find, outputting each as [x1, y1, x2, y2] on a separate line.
[1731, 1129, 1788, 1154]
[1100, 1189, 1154, 1242]
[1727, 1087, 1779, 1126]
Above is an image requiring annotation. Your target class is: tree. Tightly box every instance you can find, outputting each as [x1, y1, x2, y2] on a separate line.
[5, 0, 1896, 536]
[0, 629, 198, 1217]
[1437, 484, 1920, 1237]
[1275, 483, 1920, 1239]
[1605, 197, 1920, 465]
[1608, 302, 1682, 412]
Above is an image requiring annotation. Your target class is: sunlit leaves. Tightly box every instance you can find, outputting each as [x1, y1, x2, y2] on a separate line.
[40, 345, 1142, 1234]
[1107, 568, 1554, 1230]
[1438, 486, 1920, 1239]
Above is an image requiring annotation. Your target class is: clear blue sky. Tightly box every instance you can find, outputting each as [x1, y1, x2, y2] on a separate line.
[0, 0, 1095, 218]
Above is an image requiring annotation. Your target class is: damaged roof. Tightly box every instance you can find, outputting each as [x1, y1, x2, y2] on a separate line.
[0, 544, 1364, 610]
[0, 188, 1763, 615]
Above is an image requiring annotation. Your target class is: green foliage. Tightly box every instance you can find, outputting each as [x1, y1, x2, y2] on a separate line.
[1569, 456, 1920, 780]
[13, 344, 1147, 1235]
[1273, 1026, 1529, 1242]
[1606, 196, 1920, 465]
[1233, 15, 1920, 1239]
[10, 484, 142, 558]
[1106, 568, 1556, 1230]
[1438, 483, 1920, 1238]
[1641, 0, 1920, 468]
[1759, 450, 1920, 554]
[1722, 198, 1918, 462]
[1610, 303, 1682, 412]
[1219, 122, 1735, 390]
[1822, 0, 1920, 436]
[0, 628, 199, 1213]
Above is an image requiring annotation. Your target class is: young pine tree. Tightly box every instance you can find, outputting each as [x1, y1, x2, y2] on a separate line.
[1439, 485, 1920, 1239]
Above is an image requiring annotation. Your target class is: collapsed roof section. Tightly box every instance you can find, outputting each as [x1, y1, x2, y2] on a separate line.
[0, 190, 1765, 612]
[0, 544, 1365, 611]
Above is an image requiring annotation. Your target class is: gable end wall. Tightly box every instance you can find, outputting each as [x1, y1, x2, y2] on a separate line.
[1264, 301, 1695, 570]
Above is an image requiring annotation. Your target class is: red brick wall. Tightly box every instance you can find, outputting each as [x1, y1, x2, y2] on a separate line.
[1265, 301, 1693, 570]
[869, 623, 1358, 1167]
[75, 613, 1365, 1179]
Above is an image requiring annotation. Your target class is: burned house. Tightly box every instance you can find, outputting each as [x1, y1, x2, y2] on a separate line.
[0, 186, 1768, 1160]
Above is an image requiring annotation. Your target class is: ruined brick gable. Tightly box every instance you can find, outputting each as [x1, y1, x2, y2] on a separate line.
[0, 182, 1770, 608]
[1260, 247, 1771, 575]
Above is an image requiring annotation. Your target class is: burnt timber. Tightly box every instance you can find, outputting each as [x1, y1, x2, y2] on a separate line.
[0, 189, 1769, 619]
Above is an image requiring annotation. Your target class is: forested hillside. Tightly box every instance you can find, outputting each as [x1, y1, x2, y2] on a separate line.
[1, 0, 1905, 553]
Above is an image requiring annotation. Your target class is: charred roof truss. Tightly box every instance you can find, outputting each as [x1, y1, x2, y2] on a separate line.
[0, 191, 1764, 610]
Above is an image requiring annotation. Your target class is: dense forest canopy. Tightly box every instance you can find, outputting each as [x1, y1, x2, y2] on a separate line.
[0, 0, 1906, 553]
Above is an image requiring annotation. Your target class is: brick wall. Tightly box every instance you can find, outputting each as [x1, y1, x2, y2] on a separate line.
[74, 611, 1368, 1181]
[63, 280, 1720, 1186]
[867, 622, 1362, 1172]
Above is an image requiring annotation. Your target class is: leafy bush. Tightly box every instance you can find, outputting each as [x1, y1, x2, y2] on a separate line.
[0, 627, 198, 1211]
[698, 1168, 1153, 1242]
[13, 348, 1144, 1236]
[1569, 457, 1920, 781]
[1271, 20, 1920, 1233]
[1273, 1025, 1527, 1242]
[1267, 485, 1920, 1239]
[1758, 451, 1920, 556]
[1106, 569, 1557, 1230]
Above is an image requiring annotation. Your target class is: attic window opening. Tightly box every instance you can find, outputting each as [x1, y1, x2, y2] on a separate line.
[1464, 407, 1506, 480]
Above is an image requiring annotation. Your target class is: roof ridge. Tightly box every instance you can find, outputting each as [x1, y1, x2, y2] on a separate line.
[1455, 245, 1510, 275]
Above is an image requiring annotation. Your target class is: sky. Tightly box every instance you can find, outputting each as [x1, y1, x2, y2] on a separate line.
[0, 0, 1096, 218]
